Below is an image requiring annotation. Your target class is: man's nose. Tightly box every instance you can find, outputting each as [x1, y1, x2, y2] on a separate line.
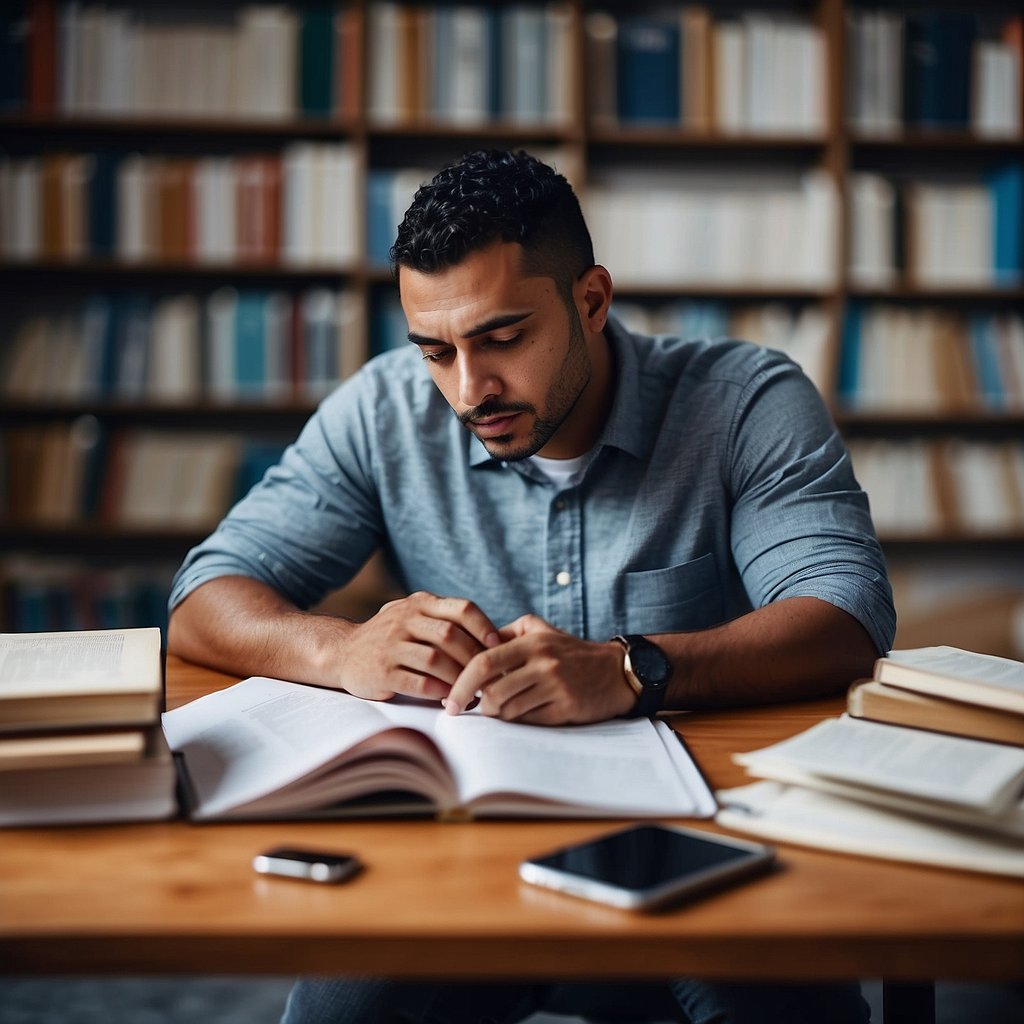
[458, 356, 501, 408]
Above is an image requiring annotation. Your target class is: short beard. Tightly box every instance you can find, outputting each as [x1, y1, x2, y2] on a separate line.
[460, 305, 591, 462]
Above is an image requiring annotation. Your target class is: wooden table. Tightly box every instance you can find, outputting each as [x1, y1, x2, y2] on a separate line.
[2, 657, 1022, 1006]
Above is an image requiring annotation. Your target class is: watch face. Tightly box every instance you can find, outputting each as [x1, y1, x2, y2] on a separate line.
[628, 637, 672, 688]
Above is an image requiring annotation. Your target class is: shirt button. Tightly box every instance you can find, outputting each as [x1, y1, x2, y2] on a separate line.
[554, 499, 566, 511]
[555, 571, 571, 587]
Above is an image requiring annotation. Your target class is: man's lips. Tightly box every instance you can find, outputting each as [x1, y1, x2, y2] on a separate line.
[470, 413, 520, 437]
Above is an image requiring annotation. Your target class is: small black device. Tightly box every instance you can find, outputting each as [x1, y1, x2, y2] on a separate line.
[252, 846, 363, 885]
[519, 823, 775, 911]
[611, 634, 673, 717]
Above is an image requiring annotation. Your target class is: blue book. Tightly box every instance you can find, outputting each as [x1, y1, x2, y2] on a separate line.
[0, 4, 28, 111]
[112, 295, 150, 399]
[988, 162, 1023, 286]
[298, 4, 335, 117]
[616, 16, 681, 124]
[234, 291, 267, 396]
[485, 7, 501, 118]
[903, 15, 975, 129]
[88, 152, 118, 257]
[370, 290, 407, 358]
[967, 313, 1004, 410]
[10, 582, 53, 633]
[80, 294, 114, 396]
[234, 440, 287, 503]
[366, 171, 395, 268]
[837, 305, 863, 406]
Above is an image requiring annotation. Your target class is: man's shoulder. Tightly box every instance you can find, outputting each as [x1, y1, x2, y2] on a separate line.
[629, 330, 794, 388]
[321, 346, 441, 417]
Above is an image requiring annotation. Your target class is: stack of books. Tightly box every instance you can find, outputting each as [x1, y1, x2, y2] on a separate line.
[717, 646, 1024, 877]
[0, 627, 177, 826]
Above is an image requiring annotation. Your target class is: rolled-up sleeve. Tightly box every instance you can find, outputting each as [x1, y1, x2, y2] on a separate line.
[726, 355, 896, 654]
[168, 374, 383, 613]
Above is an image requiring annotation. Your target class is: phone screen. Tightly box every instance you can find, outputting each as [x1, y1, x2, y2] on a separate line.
[520, 824, 774, 909]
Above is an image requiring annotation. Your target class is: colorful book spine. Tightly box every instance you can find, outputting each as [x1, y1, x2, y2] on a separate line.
[988, 162, 1023, 286]
[616, 16, 681, 124]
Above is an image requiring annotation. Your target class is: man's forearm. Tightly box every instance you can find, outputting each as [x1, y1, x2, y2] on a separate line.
[659, 596, 880, 710]
[167, 576, 358, 685]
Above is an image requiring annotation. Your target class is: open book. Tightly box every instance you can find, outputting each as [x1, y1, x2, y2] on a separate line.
[0, 627, 163, 732]
[160, 676, 716, 821]
[732, 715, 1024, 838]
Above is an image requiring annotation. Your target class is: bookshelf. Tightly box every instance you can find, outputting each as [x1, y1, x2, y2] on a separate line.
[1, 0, 1022, 647]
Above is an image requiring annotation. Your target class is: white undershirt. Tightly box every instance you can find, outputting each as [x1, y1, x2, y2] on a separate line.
[529, 451, 593, 490]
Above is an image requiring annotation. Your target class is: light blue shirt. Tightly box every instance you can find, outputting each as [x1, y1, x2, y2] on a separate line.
[169, 317, 896, 653]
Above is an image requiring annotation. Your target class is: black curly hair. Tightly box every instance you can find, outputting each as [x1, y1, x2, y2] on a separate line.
[390, 150, 594, 301]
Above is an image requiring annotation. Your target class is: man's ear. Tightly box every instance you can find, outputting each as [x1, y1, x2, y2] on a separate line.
[575, 265, 613, 333]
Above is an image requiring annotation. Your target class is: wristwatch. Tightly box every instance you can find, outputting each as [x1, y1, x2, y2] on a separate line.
[611, 634, 673, 718]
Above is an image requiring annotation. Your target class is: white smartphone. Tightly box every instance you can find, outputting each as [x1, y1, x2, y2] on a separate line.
[519, 824, 775, 911]
[253, 846, 363, 885]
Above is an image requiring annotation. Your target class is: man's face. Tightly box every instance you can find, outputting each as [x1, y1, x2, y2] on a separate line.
[399, 241, 595, 461]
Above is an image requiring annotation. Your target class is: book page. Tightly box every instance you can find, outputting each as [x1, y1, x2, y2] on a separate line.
[425, 710, 711, 816]
[885, 647, 1024, 693]
[344, 696, 713, 816]
[161, 677, 450, 819]
[0, 628, 161, 698]
[735, 715, 1024, 812]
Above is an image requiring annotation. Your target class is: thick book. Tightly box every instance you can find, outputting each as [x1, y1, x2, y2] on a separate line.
[717, 780, 1024, 878]
[848, 678, 1024, 747]
[0, 627, 163, 733]
[733, 714, 1024, 839]
[875, 646, 1024, 715]
[0, 723, 178, 826]
[160, 676, 716, 822]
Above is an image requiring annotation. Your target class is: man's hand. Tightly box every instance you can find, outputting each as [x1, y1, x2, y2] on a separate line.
[337, 592, 501, 702]
[443, 614, 635, 725]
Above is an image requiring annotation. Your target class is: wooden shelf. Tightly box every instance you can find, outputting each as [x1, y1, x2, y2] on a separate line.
[0, 260, 356, 283]
[0, 0, 1022, 601]
[0, 113, 360, 142]
[836, 410, 1024, 434]
[0, 400, 316, 429]
[0, 524, 206, 559]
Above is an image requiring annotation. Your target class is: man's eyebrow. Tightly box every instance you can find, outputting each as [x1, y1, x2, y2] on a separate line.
[408, 311, 532, 347]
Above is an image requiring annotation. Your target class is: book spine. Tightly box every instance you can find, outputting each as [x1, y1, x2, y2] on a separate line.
[616, 16, 681, 125]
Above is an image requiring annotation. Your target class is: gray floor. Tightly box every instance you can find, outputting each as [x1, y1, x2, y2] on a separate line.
[1, 979, 1023, 1023]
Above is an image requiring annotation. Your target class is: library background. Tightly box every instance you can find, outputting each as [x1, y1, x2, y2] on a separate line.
[1, 0, 1022, 658]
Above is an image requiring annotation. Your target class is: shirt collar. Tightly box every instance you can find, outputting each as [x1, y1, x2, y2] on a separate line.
[466, 312, 652, 470]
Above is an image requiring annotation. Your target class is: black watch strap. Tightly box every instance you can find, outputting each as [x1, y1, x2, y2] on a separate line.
[611, 634, 672, 718]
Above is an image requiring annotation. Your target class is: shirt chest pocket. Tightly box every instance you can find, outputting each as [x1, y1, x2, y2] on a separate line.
[618, 552, 725, 634]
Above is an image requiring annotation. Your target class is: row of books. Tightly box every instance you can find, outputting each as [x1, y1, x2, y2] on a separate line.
[0, 0, 359, 120]
[2, 558, 174, 634]
[2, 287, 364, 404]
[611, 299, 831, 399]
[838, 306, 1024, 413]
[848, 438, 1024, 537]
[846, 10, 1022, 137]
[366, 2, 573, 127]
[719, 646, 1024, 877]
[584, 168, 837, 288]
[3, 421, 285, 530]
[0, 627, 177, 827]
[0, 144, 360, 266]
[849, 165, 1023, 289]
[585, 9, 824, 134]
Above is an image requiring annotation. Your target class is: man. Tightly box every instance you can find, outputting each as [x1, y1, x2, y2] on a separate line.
[169, 150, 894, 1023]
